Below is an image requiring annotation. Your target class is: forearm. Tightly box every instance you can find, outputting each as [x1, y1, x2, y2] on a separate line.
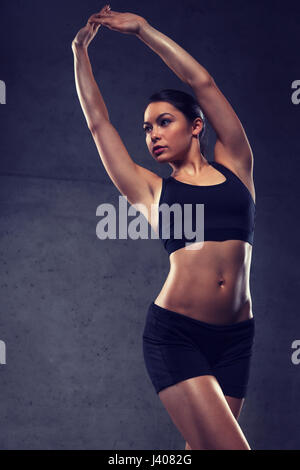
[72, 43, 109, 129]
[136, 23, 212, 87]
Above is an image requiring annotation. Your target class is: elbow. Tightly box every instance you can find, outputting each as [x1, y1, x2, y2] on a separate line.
[88, 117, 110, 134]
[88, 122, 99, 134]
[189, 73, 214, 90]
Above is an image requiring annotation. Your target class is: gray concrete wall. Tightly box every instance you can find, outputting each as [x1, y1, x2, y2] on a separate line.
[0, 0, 299, 449]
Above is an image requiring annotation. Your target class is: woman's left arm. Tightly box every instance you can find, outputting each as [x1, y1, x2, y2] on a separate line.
[137, 23, 253, 173]
[94, 7, 252, 173]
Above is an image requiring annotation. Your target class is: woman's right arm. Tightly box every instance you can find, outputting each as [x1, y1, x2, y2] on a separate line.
[72, 42, 110, 127]
[71, 11, 160, 210]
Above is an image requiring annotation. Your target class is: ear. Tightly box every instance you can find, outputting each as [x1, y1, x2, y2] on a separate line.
[191, 117, 204, 137]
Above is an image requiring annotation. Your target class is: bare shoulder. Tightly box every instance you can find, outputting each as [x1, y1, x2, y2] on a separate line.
[213, 139, 256, 204]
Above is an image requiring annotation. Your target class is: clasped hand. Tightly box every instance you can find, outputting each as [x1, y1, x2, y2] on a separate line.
[72, 4, 149, 49]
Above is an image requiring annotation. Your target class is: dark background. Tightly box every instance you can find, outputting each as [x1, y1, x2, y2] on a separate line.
[0, 0, 299, 449]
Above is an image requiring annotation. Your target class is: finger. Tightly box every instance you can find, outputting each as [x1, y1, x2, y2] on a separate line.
[88, 6, 109, 22]
[89, 19, 102, 28]
[88, 14, 107, 24]
[88, 18, 102, 25]
[99, 5, 115, 16]
[88, 12, 103, 22]
[89, 17, 111, 25]
[92, 22, 100, 33]
[97, 4, 111, 15]
[88, 19, 102, 31]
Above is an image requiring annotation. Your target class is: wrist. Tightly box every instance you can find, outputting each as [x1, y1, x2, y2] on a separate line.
[72, 41, 88, 54]
[136, 20, 153, 38]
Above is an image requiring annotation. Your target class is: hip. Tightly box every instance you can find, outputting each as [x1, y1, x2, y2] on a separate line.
[143, 301, 255, 359]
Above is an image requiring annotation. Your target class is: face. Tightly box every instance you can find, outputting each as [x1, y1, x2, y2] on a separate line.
[143, 101, 200, 162]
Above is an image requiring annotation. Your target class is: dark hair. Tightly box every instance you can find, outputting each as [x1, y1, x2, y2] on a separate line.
[145, 88, 208, 157]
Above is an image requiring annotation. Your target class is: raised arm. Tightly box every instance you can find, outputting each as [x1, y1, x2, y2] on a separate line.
[135, 21, 253, 175]
[71, 6, 161, 211]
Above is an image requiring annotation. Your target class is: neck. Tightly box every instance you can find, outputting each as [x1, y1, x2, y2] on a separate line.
[170, 152, 208, 178]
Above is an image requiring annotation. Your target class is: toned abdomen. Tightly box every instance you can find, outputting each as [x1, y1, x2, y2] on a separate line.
[154, 240, 253, 324]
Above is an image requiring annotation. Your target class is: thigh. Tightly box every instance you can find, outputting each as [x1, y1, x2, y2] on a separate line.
[185, 395, 245, 449]
[213, 353, 254, 400]
[224, 396, 245, 420]
[212, 320, 255, 400]
[158, 375, 250, 450]
[143, 310, 213, 394]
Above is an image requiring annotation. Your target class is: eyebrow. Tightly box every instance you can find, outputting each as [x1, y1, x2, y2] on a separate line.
[143, 113, 175, 126]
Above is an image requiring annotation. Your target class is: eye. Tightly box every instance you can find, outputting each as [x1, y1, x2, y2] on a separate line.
[143, 119, 170, 133]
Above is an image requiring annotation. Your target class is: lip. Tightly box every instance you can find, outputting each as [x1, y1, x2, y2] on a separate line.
[153, 146, 167, 155]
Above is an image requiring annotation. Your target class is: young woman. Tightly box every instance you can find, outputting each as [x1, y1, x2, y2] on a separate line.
[72, 5, 256, 450]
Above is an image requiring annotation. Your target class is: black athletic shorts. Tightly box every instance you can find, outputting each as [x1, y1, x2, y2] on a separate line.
[142, 301, 255, 399]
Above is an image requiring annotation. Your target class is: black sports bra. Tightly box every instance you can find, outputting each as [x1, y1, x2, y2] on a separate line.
[157, 161, 256, 256]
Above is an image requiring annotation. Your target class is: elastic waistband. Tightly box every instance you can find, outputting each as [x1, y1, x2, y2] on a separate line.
[149, 301, 255, 332]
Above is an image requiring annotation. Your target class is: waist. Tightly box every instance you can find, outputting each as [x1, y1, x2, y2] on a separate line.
[149, 301, 254, 330]
[155, 288, 253, 325]
[155, 241, 252, 324]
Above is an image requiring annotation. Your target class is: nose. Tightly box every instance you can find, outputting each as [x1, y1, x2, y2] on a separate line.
[150, 131, 162, 142]
[148, 125, 162, 140]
